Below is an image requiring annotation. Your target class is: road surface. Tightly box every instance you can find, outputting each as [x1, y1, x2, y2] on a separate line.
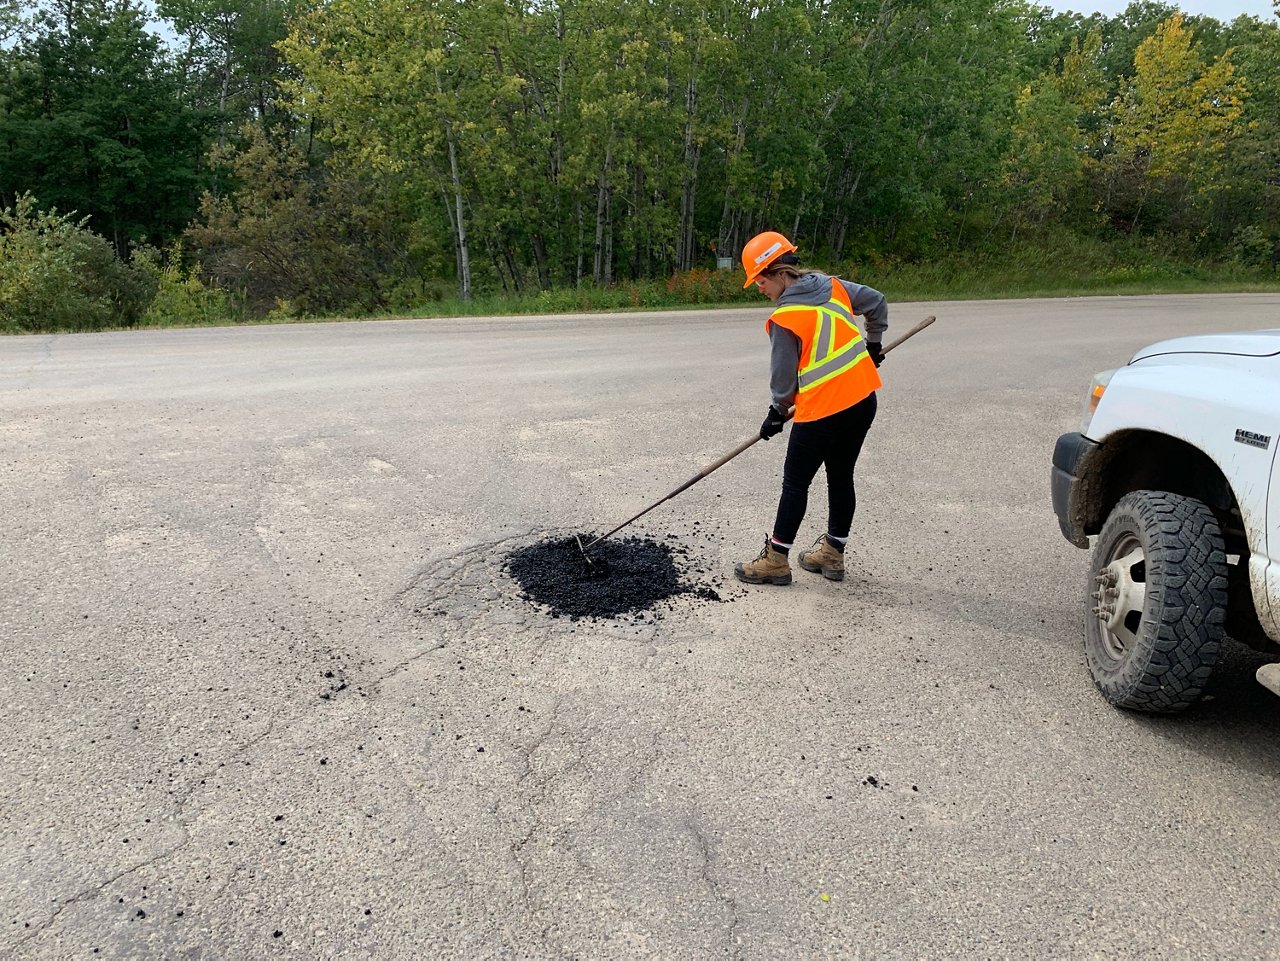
[3, 294, 1280, 958]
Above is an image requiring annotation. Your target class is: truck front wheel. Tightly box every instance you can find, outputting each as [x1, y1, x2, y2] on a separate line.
[1085, 490, 1228, 713]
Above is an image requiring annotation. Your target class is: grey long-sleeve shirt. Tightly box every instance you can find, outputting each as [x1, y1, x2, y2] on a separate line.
[767, 271, 888, 411]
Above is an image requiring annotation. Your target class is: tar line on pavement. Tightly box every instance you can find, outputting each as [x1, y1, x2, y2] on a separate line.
[506, 534, 721, 619]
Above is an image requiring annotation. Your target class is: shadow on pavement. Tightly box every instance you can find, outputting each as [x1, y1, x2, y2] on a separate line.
[1126, 639, 1280, 778]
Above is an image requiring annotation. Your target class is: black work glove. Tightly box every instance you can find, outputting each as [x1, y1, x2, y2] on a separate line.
[867, 342, 884, 367]
[760, 405, 787, 440]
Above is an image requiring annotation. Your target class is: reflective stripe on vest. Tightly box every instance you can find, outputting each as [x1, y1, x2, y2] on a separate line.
[773, 299, 868, 392]
[766, 278, 881, 421]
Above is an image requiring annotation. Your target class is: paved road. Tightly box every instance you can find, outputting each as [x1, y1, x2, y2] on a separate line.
[4, 294, 1280, 959]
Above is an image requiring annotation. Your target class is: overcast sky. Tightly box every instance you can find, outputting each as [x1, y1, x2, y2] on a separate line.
[1043, 0, 1275, 20]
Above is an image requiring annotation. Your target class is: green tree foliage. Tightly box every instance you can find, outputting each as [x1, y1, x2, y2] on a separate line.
[277, 0, 1033, 294]
[0, 0, 24, 44]
[1003, 31, 1108, 237]
[1215, 15, 1280, 261]
[815, 0, 1029, 256]
[4, 0, 1280, 331]
[186, 123, 414, 314]
[134, 242, 235, 325]
[1103, 13, 1245, 234]
[0, 192, 155, 331]
[158, 0, 298, 135]
[278, 0, 479, 297]
[1093, 1, 1180, 92]
[0, 0, 209, 253]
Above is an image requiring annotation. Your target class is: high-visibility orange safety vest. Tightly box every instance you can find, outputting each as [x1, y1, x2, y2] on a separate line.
[766, 278, 882, 423]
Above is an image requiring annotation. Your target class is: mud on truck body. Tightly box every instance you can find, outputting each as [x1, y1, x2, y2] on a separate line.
[1051, 331, 1280, 712]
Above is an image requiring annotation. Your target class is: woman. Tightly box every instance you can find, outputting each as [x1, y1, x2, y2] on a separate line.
[734, 230, 887, 586]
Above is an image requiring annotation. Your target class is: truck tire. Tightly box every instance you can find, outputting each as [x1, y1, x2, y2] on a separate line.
[1084, 489, 1228, 713]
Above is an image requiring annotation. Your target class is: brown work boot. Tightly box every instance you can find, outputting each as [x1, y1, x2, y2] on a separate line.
[734, 538, 792, 585]
[798, 534, 845, 581]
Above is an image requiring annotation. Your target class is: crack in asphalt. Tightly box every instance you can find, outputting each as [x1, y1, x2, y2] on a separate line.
[8, 712, 292, 950]
[9, 841, 191, 954]
[506, 697, 569, 953]
[379, 532, 538, 686]
[395, 532, 531, 608]
[292, 528, 723, 956]
[688, 817, 743, 960]
[13, 518, 725, 955]
[171, 718, 279, 815]
[370, 640, 449, 689]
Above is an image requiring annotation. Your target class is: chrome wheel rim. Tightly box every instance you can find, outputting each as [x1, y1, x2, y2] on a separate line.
[1093, 534, 1147, 662]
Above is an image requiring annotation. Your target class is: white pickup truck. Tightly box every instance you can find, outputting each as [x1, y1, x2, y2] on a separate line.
[1051, 330, 1280, 712]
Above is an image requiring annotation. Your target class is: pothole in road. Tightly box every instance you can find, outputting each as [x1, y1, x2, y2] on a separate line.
[404, 530, 731, 629]
[505, 534, 723, 620]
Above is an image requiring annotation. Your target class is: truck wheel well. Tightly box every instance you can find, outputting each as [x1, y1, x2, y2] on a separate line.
[1081, 430, 1240, 544]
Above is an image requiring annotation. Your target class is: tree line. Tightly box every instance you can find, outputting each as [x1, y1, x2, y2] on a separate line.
[1, 0, 1278, 328]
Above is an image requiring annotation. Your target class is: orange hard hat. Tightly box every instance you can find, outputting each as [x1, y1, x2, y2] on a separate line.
[741, 231, 797, 288]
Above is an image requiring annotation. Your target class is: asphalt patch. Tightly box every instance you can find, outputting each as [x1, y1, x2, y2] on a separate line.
[506, 534, 719, 619]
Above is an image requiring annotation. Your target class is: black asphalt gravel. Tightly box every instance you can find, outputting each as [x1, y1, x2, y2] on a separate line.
[506, 534, 719, 619]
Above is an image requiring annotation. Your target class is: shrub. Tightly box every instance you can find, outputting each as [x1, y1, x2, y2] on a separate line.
[664, 266, 755, 304]
[79, 238, 158, 327]
[1231, 226, 1274, 269]
[187, 126, 414, 318]
[0, 193, 156, 333]
[135, 244, 236, 326]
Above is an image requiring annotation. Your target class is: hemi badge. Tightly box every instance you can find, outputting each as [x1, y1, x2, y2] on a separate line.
[1235, 429, 1271, 450]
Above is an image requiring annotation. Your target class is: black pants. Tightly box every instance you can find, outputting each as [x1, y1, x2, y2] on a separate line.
[772, 392, 877, 545]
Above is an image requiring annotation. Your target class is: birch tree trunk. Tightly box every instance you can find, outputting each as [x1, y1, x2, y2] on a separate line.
[717, 106, 748, 258]
[593, 137, 613, 285]
[445, 120, 471, 300]
[677, 65, 701, 271]
[576, 201, 584, 286]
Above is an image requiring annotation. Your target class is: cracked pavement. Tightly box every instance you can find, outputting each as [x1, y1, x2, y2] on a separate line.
[4, 295, 1280, 958]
